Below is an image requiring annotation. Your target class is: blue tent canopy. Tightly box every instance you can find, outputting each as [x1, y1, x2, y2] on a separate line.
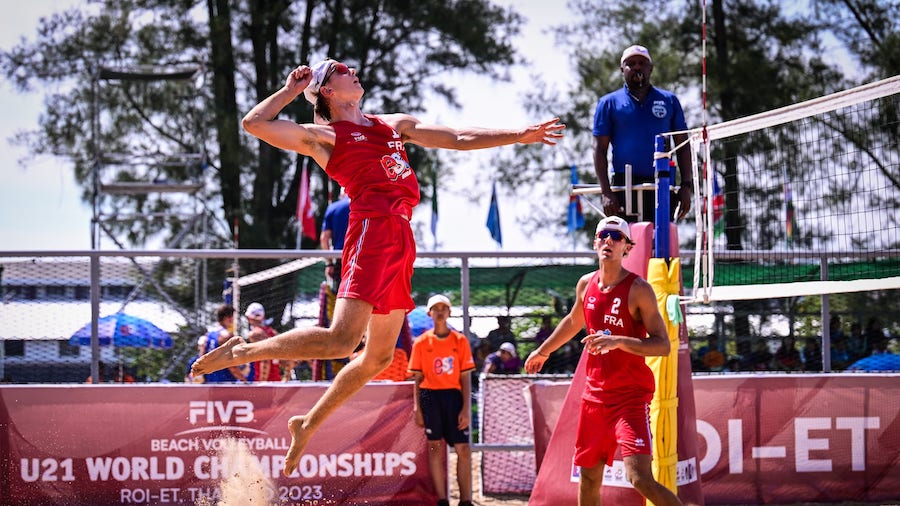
[69, 313, 173, 348]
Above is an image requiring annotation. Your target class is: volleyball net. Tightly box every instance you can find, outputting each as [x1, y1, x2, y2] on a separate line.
[682, 75, 900, 302]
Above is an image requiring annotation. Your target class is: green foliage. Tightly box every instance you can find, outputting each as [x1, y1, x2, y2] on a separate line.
[1, 0, 524, 249]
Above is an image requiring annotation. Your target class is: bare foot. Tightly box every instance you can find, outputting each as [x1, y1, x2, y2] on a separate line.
[192, 336, 246, 375]
[283, 415, 314, 477]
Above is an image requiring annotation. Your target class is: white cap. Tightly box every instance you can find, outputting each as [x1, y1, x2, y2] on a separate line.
[620, 45, 652, 66]
[303, 59, 336, 105]
[596, 216, 635, 244]
[499, 342, 517, 356]
[427, 294, 451, 310]
[245, 302, 265, 320]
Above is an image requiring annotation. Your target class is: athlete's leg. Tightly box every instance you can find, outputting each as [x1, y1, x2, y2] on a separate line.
[454, 442, 473, 503]
[283, 307, 406, 476]
[427, 439, 448, 500]
[624, 454, 683, 506]
[191, 297, 372, 376]
[578, 462, 603, 506]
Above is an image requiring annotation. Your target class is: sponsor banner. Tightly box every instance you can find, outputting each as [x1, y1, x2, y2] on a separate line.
[529, 374, 900, 505]
[693, 374, 900, 504]
[0, 383, 434, 505]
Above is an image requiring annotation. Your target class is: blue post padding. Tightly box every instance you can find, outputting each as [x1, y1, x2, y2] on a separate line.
[654, 135, 671, 259]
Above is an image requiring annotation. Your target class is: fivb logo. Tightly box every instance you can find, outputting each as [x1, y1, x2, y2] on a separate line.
[188, 400, 254, 425]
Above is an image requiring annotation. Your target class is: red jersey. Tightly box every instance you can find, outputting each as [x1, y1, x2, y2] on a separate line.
[252, 325, 282, 382]
[582, 271, 655, 404]
[326, 115, 420, 220]
[408, 330, 475, 390]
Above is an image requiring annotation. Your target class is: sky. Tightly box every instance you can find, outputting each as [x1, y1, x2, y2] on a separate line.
[0, 1, 578, 252]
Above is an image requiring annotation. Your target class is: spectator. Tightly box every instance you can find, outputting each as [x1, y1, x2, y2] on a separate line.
[847, 334, 900, 372]
[245, 302, 283, 382]
[483, 342, 521, 375]
[485, 315, 515, 350]
[830, 333, 857, 370]
[534, 315, 554, 344]
[472, 340, 492, 376]
[802, 337, 823, 372]
[848, 322, 866, 358]
[408, 294, 475, 506]
[87, 361, 134, 384]
[735, 340, 755, 371]
[700, 335, 726, 371]
[750, 339, 774, 371]
[773, 336, 801, 371]
[320, 188, 350, 294]
[197, 305, 248, 383]
[864, 318, 886, 356]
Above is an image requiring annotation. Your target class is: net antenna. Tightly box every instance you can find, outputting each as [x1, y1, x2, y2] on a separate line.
[666, 75, 900, 303]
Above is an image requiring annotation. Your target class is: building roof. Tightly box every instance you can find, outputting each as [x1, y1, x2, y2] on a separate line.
[0, 301, 187, 341]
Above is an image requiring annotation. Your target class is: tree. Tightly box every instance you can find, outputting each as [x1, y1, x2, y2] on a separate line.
[1, 0, 525, 252]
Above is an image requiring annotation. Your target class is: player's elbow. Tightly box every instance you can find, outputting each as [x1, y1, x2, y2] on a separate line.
[651, 337, 671, 356]
[241, 113, 264, 135]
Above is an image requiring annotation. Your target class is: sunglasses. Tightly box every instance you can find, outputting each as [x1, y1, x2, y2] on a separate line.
[596, 229, 627, 242]
[321, 62, 350, 87]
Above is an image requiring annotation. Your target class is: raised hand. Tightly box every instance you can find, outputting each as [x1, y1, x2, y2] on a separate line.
[285, 65, 313, 95]
[519, 117, 566, 145]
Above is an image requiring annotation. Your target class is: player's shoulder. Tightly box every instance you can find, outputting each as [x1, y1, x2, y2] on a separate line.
[376, 112, 419, 132]
[578, 269, 599, 285]
[627, 272, 656, 296]
[412, 332, 433, 345]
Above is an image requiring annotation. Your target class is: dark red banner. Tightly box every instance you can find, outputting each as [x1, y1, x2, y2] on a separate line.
[692, 374, 900, 504]
[529, 374, 900, 505]
[0, 383, 435, 505]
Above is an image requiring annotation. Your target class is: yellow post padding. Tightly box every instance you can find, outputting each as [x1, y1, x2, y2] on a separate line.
[645, 257, 682, 502]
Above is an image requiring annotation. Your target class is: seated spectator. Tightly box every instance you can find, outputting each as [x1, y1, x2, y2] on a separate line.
[848, 322, 866, 358]
[486, 316, 515, 350]
[773, 336, 801, 371]
[534, 315, 554, 344]
[700, 335, 726, 372]
[847, 335, 900, 372]
[750, 339, 774, 371]
[735, 340, 755, 371]
[864, 318, 886, 356]
[830, 334, 857, 370]
[802, 337, 823, 372]
[483, 342, 521, 374]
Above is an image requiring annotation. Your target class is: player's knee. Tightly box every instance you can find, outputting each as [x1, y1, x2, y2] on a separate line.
[626, 469, 656, 494]
[370, 348, 394, 372]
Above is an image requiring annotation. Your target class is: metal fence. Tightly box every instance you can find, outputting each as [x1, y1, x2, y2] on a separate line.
[1, 249, 897, 385]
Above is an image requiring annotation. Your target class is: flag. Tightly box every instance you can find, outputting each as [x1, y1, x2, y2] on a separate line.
[297, 159, 317, 241]
[712, 172, 725, 237]
[784, 177, 798, 245]
[486, 181, 502, 246]
[567, 164, 585, 234]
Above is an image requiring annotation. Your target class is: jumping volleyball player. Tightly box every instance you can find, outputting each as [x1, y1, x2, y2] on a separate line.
[191, 58, 565, 476]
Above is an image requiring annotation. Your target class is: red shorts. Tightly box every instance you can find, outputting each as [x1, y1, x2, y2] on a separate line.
[338, 215, 416, 314]
[573, 399, 652, 468]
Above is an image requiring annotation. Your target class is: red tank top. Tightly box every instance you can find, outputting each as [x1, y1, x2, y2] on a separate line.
[326, 115, 420, 219]
[582, 271, 655, 404]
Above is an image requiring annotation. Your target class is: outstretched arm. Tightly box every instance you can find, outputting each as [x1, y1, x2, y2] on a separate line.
[242, 65, 334, 161]
[385, 115, 565, 151]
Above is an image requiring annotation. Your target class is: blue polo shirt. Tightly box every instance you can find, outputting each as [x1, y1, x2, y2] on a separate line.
[592, 85, 688, 178]
[321, 196, 350, 250]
